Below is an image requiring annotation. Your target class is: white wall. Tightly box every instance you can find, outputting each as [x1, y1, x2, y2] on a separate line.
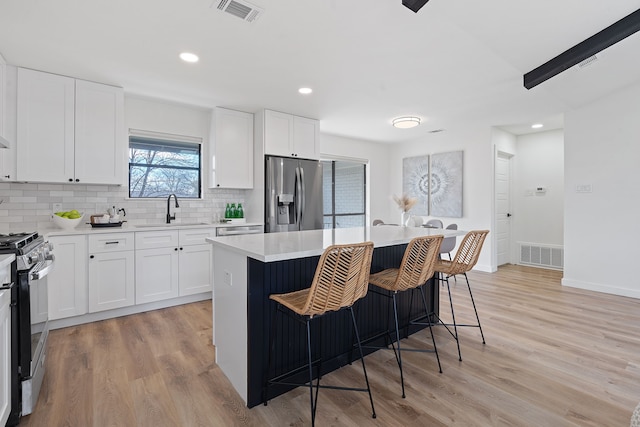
[391, 126, 494, 272]
[320, 133, 390, 226]
[563, 82, 640, 298]
[513, 129, 564, 248]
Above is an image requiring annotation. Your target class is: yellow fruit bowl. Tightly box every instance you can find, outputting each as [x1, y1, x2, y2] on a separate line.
[52, 213, 85, 230]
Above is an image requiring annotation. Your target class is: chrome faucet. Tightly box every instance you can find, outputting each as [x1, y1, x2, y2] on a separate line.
[166, 194, 180, 224]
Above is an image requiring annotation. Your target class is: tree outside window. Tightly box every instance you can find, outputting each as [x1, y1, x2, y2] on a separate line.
[129, 136, 202, 198]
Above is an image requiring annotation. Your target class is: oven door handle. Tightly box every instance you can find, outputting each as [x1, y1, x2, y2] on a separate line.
[31, 260, 54, 280]
[0, 281, 14, 290]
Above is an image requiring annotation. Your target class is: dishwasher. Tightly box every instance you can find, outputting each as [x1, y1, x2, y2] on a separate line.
[215, 224, 263, 237]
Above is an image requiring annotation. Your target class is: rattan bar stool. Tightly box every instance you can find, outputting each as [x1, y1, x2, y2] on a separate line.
[263, 242, 376, 427]
[434, 230, 489, 361]
[367, 235, 444, 398]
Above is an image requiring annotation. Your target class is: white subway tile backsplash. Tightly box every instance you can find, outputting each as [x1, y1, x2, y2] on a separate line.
[0, 183, 248, 233]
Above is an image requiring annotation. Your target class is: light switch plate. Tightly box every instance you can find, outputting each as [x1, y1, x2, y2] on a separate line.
[224, 270, 232, 286]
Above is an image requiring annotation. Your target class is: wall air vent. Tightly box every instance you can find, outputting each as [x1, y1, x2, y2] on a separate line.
[519, 242, 563, 270]
[214, 0, 263, 23]
[428, 129, 445, 134]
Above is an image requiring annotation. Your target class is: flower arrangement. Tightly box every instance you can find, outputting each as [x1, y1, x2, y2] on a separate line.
[393, 194, 417, 213]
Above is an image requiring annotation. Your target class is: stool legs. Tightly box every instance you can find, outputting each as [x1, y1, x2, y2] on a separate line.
[441, 271, 486, 362]
[264, 304, 376, 426]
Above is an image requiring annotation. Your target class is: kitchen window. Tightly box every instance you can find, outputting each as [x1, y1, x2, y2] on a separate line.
[129, 132, 202, 199]
[322, 160, 366, 228]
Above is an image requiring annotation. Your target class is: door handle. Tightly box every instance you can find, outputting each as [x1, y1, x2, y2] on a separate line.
[506, 213, 512, 217]
[0, 281, 14, 290]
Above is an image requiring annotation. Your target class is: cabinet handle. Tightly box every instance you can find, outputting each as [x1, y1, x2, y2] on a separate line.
[174, 247, 178, 251]
[75, 178, 80, 182]
[89, 255, 95, 259]
[105, 241, 119, 245]
[179, 247, 183, 251]
[3, 175, 9, 179]
[68, 178, 73, 182]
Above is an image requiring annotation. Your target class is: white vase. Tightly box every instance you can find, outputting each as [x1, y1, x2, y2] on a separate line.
[401, 211, 410, 227]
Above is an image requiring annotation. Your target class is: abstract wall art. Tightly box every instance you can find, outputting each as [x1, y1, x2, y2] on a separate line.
[402, 155, 429, 216]
[430, 150, 463, 217]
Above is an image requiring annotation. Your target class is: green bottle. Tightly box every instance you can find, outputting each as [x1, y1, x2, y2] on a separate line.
[230, 203, 237, 218]
[225, 203, 231, 219]
[237, 203, 244, 219]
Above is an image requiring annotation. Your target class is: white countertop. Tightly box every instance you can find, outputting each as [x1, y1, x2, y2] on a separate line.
[43, 221, 263, 237]
[0, 254, 15, 270]
[206, 225, 466, 262]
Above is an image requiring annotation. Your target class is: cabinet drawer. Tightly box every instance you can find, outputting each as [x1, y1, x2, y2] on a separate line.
[179, 228, 215, 246]
[135, 230, 179, 250]
[88, 233, 134, 253]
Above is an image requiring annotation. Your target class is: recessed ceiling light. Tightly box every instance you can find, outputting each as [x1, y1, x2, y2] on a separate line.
[531, 123, 544, 129]
[392, 116, 421, 129]
[179, 52, 199, 63]
[298, 87, 313, 95]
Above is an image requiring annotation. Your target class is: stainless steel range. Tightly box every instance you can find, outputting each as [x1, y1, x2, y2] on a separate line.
[0, 232, 54, 425]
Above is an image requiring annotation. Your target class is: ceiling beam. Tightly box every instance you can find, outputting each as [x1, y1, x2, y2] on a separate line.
[402, 0, 430, 14]
[524, 8, 640, 90]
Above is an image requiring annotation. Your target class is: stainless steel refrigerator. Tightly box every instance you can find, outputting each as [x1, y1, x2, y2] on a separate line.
[265, 155, 323, 233]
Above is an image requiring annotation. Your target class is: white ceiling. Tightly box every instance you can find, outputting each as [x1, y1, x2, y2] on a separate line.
[1, 0, 639, 143]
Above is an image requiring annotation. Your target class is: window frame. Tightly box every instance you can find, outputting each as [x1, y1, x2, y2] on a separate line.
[322, 159, 367, 229]
[128, 130, 203, 200]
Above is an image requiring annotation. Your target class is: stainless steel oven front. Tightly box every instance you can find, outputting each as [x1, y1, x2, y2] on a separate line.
[17, 254, 52, 416]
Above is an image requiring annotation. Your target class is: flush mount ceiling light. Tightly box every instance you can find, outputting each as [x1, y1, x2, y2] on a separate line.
[298, 87, 313, 95]
[392, 116, 421, 129]
[179, 52, 199, 63]
[531, 123, 544, 129]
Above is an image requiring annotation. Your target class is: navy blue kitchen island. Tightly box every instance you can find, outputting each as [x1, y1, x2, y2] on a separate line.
[207, 226, 465, 407]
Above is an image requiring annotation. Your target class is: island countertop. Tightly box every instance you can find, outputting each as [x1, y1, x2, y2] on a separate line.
[206, 225, 465, 262]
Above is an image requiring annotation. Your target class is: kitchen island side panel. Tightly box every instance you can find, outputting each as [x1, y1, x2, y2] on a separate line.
[246, 242, 439, 408]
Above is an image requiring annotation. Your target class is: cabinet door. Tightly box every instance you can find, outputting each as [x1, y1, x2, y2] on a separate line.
[74, 80, 125, 185]
[16, 68, 75, 183]
[179, 243, 213, 296]
[293, 116, 320, 160]
[135, 247, 179, 304]
[210, 107, 253, 189]
[48, 235, 88, 320]
[88, 251, 135, 312]
[0, 289, 10, 427]
[264, 110, 293, 157]
[0, 64, 16, 182]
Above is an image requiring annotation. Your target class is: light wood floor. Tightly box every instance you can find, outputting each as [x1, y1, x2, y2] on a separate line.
[21, 265, 640, 426]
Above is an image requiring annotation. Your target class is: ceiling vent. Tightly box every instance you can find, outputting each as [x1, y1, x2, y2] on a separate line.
[214, 0, 263, 23]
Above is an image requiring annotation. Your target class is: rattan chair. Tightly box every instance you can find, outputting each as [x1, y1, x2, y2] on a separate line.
[367, 235, 444, 398]
[264, 242, 376, 426]
[434, 230, 489, 361]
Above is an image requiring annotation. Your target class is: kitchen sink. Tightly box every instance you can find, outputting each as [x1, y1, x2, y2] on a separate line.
[134, 222, 211, 228]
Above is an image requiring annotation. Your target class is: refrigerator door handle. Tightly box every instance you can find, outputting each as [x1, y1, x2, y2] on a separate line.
[299, 165, 306, 227]
[295, 166, 303, 228]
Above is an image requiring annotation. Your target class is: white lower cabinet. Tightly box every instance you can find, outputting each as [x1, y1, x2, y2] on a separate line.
[88, 233, 135, 312]
[48, 235, 88, 320]
[46, 227, 215, 322]
[135, 245, 180, 304]
[179, 244, 213, 296]
[135, 229, 214, 303]
[0, 276, 11, 427]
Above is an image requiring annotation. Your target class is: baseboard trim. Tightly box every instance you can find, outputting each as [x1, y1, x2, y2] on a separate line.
[562, 278, 640, 299]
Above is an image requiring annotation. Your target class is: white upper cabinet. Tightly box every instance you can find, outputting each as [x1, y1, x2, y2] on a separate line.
[209, 107, 253, 189]
[0, 56, 16, 182]
[262, 109, 319, 160]
[74, 79, 125, 185]
[16, 68, 125, 184]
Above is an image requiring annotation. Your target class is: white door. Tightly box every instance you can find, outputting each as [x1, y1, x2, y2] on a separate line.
[48, 235, 88, 320]
[135, 247, 179, 304]
[496, 152, 512, 265]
